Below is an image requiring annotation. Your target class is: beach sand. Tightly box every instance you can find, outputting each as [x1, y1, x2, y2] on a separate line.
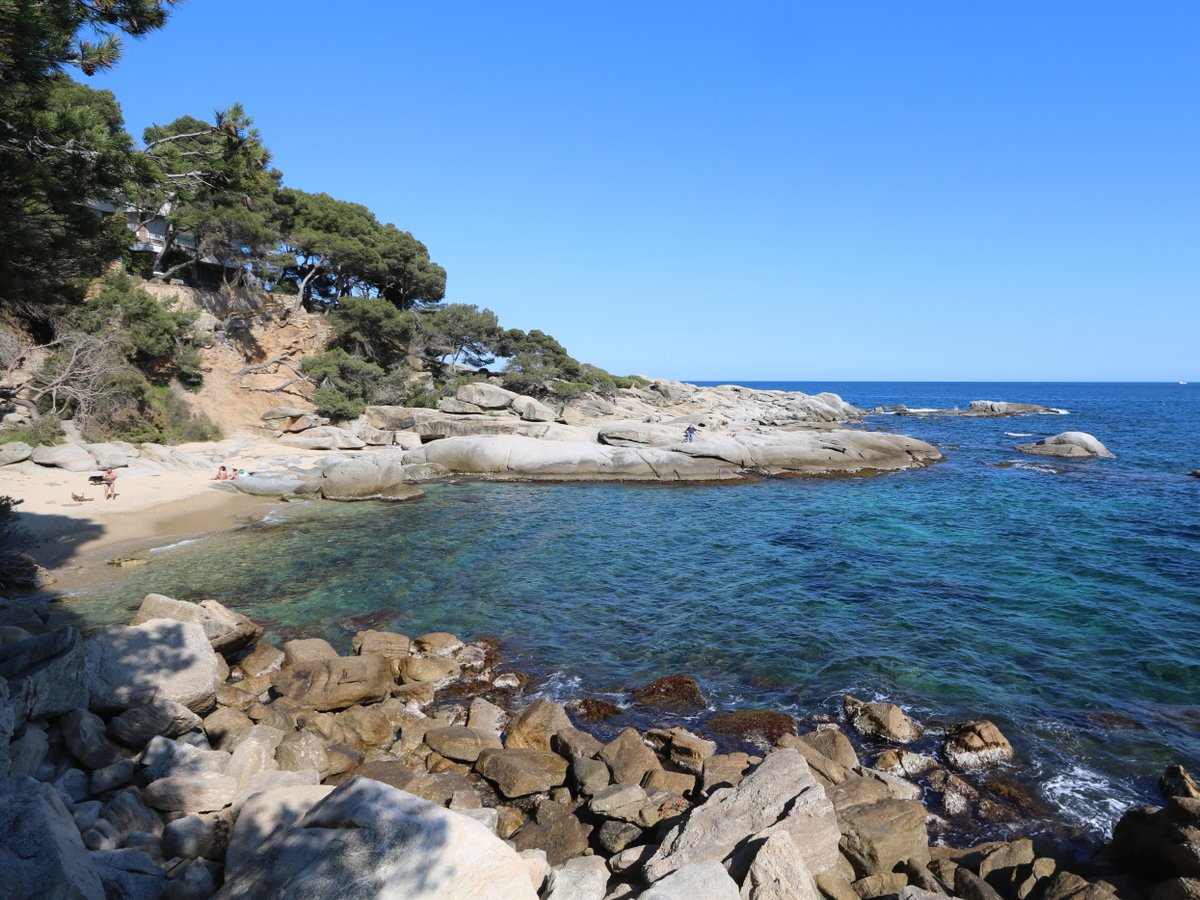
[0, 435, 320, 581]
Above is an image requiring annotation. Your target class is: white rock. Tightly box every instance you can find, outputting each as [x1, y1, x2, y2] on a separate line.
[217, 776, 537, 898]
[643, 860, 741, 899]
[545, 855, 610, 900]
[85, 619, 221, 714]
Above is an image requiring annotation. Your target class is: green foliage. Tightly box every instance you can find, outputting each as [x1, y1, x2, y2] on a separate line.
[418, 304, 502, 369]
[0, 416, 64, 447]
[0, 493, 25, 556]
[274, 189, 446, 310]
[135, 105, 279, 285]
[84, 382, 220, 444]
[0, 76, 140, 307]
[302, 348, 385, 421]
[0, 1, 174, 308]
[71, 272, 202, 385]
[327, 297, 417, 369]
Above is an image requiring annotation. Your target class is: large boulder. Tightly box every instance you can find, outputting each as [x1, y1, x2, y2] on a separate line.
[271, 656, 393, 711]
[943, 720, 1014, 770]
[145, 771, 239, 814]
[82, 443, 130, 469]
[403, 430, 940, 481]
[224, 784, 335, 880]
[317, 456, 427, 502]
[456, 382, 520, 409]
[0, 626, 88, 720]
[506, 699, 573, 752]
[232, 474, 312, 497]
[511, 395, 557, 422]
[278, 426, 366, 451]
[739, 829, 822, 900]
[30, 443, 97, 471]
[0, 776, 105, 899]
[131, 594, 262, 657]
[843, 696, 923, 744]
[215, 776, 538, 898]
[0, 441, 33, 465]
[84, 619, 222, 714]
[108, 699, 202, 748]
[838, 798, 930, 878]
[476, 748, 569, 798]
[1016, 432, 1114, 459]
[642, 860, 741, 899]
[643, 749, 840, 884]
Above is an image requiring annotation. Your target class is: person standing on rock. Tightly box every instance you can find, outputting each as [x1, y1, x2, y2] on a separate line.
[102, 468, 118, 499]
[684, 425, 697, 442]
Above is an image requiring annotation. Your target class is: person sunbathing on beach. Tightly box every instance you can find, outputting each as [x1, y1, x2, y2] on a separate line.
[212, 465, 230, 480]
[101, 468, 118, 500]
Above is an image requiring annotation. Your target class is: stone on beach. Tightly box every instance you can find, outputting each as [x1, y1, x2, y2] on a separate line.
[643, 748, 840, 884]
[0, 777, 105, 899]
[85, 619, 222, 714]
[271, 655, 392, 711]
[0, 626, 89, 720]
[108, 697, 203, 747]
[216, 776, 537, 899]
[131, 593, 262, 656]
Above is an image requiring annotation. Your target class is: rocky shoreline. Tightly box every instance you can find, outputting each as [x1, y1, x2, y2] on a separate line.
[1, 593, 1194, 899]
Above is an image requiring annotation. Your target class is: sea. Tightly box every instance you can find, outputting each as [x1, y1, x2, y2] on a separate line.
[59, 381, 1200, 847]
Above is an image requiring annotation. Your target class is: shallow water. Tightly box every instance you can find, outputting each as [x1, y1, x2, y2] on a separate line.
[64, 382, 1200, 841]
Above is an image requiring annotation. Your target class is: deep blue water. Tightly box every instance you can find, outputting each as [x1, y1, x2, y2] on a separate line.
[66, 382, 1200, 841]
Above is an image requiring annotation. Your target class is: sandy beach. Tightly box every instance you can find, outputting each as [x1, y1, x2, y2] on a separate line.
[0, 435, 325, 579]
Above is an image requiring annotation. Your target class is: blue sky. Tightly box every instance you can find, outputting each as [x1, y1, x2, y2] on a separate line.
[88, 2, 1197, 381]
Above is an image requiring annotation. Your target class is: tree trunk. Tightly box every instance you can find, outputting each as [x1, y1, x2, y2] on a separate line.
[293, 266, 321, 314]
[149, 228, 178, 280]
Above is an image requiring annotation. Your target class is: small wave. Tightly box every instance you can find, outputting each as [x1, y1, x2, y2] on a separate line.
[1040, 764, 1132, 837]
[1005, 432, 1033, 438]
[1011, 461, 1059, 474]
[530, 670, 583, 702]
[149, 538, 200, 554]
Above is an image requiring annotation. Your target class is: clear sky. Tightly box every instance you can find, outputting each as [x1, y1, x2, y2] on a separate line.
[85, 1, 1198, 381]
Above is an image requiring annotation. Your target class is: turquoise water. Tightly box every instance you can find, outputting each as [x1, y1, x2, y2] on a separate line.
[65, 382, 1200, 841]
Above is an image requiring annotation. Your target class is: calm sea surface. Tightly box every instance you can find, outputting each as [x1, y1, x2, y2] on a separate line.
[64, 382, 1200, 841]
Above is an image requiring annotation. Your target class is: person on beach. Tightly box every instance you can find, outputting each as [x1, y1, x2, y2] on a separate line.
[684, 424, 697, 442]
[213, 465, 229, 480]
[101, 468, 118, 499]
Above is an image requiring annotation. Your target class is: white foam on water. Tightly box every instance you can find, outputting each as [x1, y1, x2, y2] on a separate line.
[1040, 764, 1132, 837]
[1011, 461, 1058, 474]
[531, 670, 584, 702]
[149, 538, 199, 553]
[1005, 432, 1034, 438]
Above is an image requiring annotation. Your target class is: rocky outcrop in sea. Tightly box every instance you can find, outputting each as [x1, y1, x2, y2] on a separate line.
[0, 594, 1193, 899]
[236, 380, 943, 500]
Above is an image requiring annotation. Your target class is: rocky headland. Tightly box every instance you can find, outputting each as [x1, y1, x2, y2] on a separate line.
[876, 402, 1068, 419]
[225, 380, 944, 501]
[0, 593, 1194, 899]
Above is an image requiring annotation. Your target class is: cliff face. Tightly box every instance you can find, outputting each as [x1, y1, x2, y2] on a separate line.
[144, 283, 331, 437]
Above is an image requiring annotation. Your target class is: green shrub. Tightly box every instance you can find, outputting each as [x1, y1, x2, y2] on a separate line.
[73, 272, 203, 387]
[0, 416, 64, 447]
[84, 382, 220, 444]
[302, 349, 385, 422]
